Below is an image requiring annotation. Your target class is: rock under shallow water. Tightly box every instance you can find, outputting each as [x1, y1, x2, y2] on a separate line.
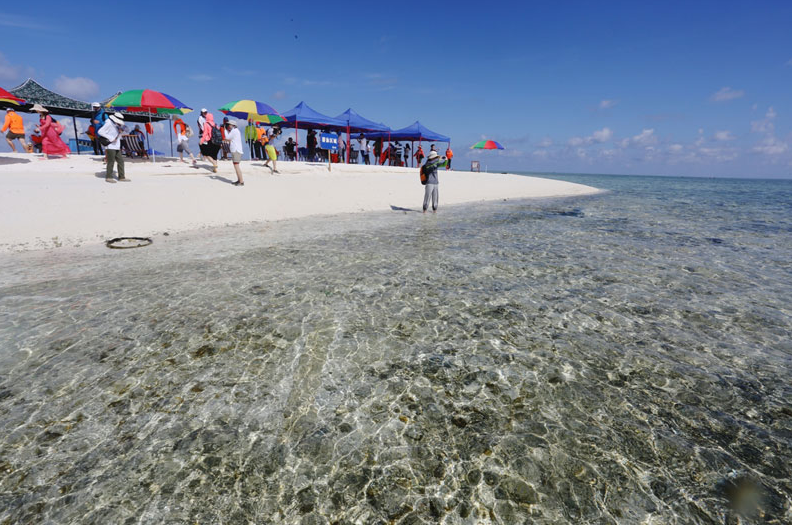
[0, 187, 791, 524]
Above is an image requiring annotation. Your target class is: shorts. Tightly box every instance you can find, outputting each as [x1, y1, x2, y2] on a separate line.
[231, 151, 242, 163]
[6, 131, 25, 140]
[265, 144, 277, 161]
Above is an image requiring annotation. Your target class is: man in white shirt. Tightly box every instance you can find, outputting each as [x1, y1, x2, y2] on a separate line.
[357, 133, 369, 165]
[223, 120, 245, 186]
[98, 112, 128, 183]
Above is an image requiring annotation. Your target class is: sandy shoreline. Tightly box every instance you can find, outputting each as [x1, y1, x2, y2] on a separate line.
[0, 153, 600, 252]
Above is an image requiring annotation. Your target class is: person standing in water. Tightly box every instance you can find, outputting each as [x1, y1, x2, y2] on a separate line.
[421, 150, 445, 213]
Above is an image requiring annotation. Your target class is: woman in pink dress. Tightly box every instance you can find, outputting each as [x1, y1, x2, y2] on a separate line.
[32, 104, 70, 158]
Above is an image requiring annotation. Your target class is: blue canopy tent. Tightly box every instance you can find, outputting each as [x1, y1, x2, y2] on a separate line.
[279, 102, 347, 160]
[334, 108, 390, 163]
[366, 121, 451, 167]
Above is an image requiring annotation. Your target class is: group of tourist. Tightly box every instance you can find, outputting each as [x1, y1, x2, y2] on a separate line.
[4, 104, 452, 210]
[3, 106, 70, 159]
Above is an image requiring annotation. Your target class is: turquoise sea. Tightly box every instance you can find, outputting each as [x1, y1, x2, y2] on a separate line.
[0, 173, 790, 524]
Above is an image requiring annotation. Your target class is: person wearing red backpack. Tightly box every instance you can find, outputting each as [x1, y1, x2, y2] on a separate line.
[32, 104, 70, 159]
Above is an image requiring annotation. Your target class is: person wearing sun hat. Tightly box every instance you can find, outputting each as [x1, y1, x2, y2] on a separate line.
[98, 112, 129, 183]
[421, 150, 446, 213]
[223, 119, 245, 185]
[32, 104, 71, 159]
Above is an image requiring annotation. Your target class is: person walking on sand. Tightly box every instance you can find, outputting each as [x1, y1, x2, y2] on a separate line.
[90, 102, 107, 155]
[197, 108, 207, 160]
[173, 116, 187, 136]
[98, 112, 129, 183]
[177, 125, 196, 165]
[2, 108, 29, 153]
[421, 150, 445, 214]
[32, 104, 70, 159]
[223, 120, 245, 185]
[200, 112, 220, 173]
[445, 146, 454, 170]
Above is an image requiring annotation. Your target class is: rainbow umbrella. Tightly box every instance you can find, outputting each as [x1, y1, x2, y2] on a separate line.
[0, 87, 24, 105]
[106, 89, 192, 162]
[471, 139, 504, 150]
[218, 100, 285, 124]
[106, 89, 192, 115]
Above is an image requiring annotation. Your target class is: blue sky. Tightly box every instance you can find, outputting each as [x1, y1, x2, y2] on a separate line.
[2, 1, 791, 177]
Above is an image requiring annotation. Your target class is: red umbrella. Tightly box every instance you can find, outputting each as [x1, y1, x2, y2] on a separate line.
[0, 87, 25, 105]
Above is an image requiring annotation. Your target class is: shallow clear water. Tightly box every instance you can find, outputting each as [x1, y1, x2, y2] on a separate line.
[0, 175, 791, 524]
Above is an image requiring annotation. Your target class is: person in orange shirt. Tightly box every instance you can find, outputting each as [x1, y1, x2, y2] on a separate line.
[173, 117, 186, 136]
[445, 147, 454, 170]
[2, 108, 29, 152]
[255, 125, 267, 160]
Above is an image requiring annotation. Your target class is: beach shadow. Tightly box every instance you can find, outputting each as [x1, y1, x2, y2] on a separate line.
[390, 205, 421, 213]
[208, 175, 236, 185]
[0, 157, 31, 166]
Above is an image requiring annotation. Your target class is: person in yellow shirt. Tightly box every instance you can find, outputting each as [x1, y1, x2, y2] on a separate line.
[2, 108, 29, 152]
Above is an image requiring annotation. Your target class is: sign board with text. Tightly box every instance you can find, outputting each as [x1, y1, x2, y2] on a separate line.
[320, 133, 338, 151]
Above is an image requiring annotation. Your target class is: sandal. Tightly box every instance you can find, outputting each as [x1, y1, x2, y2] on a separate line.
[233, 181, 244, 186]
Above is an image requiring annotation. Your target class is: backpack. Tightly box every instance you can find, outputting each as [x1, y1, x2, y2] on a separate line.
[210, 125, 222, 145]
[419, 165, 428, 185]
[185, 125, 193, 138]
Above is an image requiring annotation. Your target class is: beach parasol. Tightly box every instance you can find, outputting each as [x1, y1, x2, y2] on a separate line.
[106, 89, 192, 161]
[471, 139, 504, 150]
[0, 87, 25, 105]
[218, 100, 285, 124]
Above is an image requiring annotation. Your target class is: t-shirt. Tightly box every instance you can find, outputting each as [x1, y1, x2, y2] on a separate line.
[1, 112, 24, 134]
[225, 127, 243, 154]
[98, 120, 122, 150]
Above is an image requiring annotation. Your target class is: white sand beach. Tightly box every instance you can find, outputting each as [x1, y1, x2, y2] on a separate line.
[0, 153, 600, 252]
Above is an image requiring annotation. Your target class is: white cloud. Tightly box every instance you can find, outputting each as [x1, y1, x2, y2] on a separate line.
[714, 130, 735, 141]
[711, 87, 744, 102]
[599, 99, 618, 109]
[632, 128, 658, 147]
[669, 144, 684, 153]
[537, 137, 552, 148]
[188, 74, 213, 82]
[273, 90, 287, 100]
[54, 75, 99, 99]
[753, 135, 788, 155]
[751, 107, 776, 133]
[750, 107, 787, 156]
[532, 149, 549, 159]
[568, 127, 612, 147]
[591, 127, 613, 142]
